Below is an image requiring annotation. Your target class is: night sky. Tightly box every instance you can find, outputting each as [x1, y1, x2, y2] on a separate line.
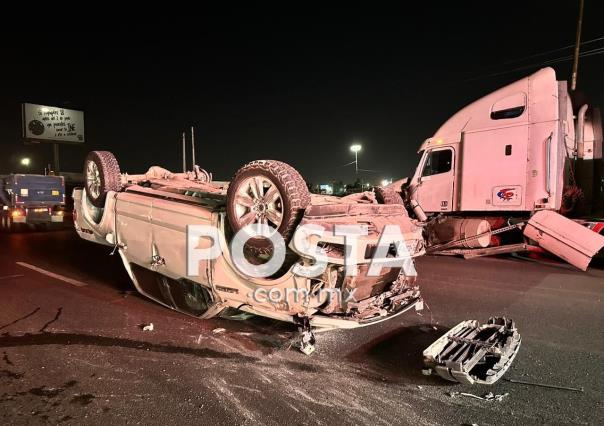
[1, 2, 603, 185]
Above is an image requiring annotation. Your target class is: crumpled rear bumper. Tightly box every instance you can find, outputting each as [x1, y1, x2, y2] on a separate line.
[310, 293, 423, 329]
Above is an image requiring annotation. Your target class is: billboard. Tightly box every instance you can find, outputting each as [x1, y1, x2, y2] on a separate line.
[22, 103, 85, 143]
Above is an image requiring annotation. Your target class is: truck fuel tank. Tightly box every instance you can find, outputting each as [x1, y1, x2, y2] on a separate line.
[430, 218, 492, 249]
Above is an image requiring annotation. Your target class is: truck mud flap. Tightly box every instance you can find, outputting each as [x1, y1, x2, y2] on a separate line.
[422, 317, 521, 385]
[524, 210, 604, 271]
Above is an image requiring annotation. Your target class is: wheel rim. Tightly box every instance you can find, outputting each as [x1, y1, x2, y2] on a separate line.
[233, 176, 284, 234]
[86, 160, 101, 200]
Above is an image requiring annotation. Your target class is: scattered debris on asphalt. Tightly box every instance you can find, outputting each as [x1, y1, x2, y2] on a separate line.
[448, 391, 509, 402]
[299, 330, 316, 355]
[419, 325, 438, 333]
[142, 323, 154, 332]
[423, 317, 521, 384]
[212, 328, 226, 334]
[296, 316, 316, 355]
[504, 378, 584, 392]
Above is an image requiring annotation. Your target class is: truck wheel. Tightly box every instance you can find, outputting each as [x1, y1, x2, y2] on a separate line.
[0, 215, 8, 233]
[375, 186, 404, 205]
[3, 217, 19, 233]
[84, 151, 121, 208]
[226, 160, 311, 250]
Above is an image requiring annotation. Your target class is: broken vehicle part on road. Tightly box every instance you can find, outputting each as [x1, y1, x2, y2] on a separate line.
[524, 210, 604, 271]
[504, 378, 584, 393]
[422, 317, 521, 385]
[447, 391, 510, 402]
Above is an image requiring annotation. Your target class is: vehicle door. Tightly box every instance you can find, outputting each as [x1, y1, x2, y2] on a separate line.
[414, 147, 455, 212]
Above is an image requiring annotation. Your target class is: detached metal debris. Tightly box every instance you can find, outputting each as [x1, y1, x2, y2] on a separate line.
[448, 391, 509, 402]
[422, 317, 521, 385]
[504, 378, 584, 393]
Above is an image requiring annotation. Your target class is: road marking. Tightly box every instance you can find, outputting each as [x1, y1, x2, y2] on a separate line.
[0, 274, 24, 281]
[15, 262, 87, 287]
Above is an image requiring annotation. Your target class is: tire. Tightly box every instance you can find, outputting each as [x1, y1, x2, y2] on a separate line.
[46, 222, 62, 231]
[375, 186, 404, 205]
[84, 151, 121, 208]
[226, 160, 311, 250]
[2, 216, 17, 233]
[5, 218, 18, 233]
[0, 215, 7, 233]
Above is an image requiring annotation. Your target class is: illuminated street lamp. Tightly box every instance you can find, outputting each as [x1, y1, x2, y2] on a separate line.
[20, 158, 31, 167]
[381, 178, 391, 187]
[350, 143, 362, 174]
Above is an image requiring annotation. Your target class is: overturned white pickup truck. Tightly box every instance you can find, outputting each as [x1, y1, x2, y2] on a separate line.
[74, 151, 426, 342]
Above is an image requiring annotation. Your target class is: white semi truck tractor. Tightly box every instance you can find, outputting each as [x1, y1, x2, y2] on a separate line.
[381, 67, 604, 270]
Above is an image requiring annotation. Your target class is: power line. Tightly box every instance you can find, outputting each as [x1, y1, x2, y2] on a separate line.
[466, 46, 604, 81]
[500, 35, 604, 66]
[465, 35, 604, 81]
[337, 160, 357, 168]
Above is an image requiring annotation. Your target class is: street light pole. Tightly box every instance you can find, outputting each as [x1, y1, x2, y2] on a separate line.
[350, 143, 362, 189]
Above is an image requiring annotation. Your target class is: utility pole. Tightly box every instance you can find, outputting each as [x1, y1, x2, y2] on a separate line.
[571, 0, 585, 91]
[182, 132, 186, 172]
[191, 126, 196, 167]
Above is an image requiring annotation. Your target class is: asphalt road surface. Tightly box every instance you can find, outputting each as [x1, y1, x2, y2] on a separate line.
[0, 226, 602, 425]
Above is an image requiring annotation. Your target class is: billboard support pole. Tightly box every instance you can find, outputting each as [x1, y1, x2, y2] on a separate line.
[53, 143, 60, 173]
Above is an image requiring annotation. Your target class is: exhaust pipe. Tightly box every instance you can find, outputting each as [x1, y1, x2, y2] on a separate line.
[409, 199, 428, 222]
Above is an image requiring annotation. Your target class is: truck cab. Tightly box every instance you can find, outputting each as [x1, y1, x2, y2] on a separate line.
[400, 67, 604, 271]
[408, 67, 602, 216]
